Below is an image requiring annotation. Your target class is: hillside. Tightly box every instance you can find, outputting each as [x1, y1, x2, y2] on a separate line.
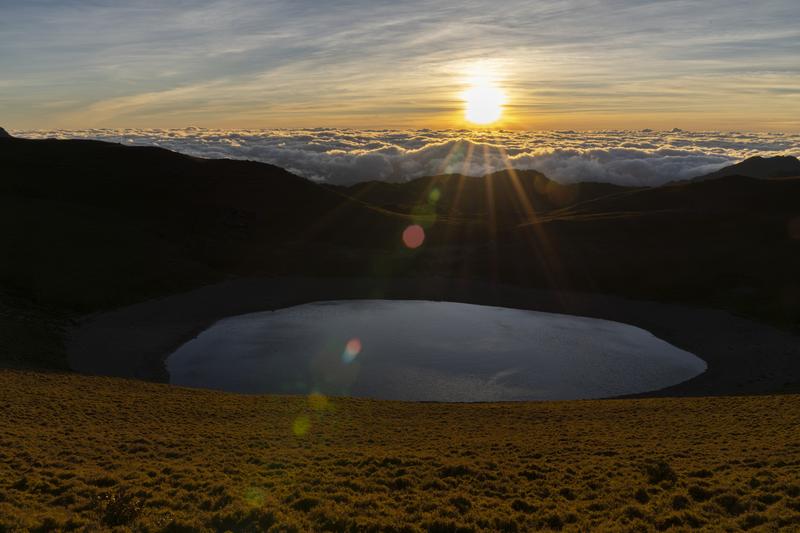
[2, 369, 799, 531]
[0, 136, 415, 311]
[543, 173, 800, 217]
[333, 170, 631, 228]
[1, 136, 799, 531]
[1, 138, 799, 373]
[697, 155, 800, 181]
[494, 174, 800, 326]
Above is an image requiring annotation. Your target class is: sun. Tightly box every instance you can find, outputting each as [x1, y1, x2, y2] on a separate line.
[463, 79, 506, 125]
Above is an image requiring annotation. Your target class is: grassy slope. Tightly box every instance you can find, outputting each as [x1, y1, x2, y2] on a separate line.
[1, 370, 799, 532]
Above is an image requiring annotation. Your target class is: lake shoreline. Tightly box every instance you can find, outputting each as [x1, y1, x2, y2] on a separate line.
[166, 299, 706, 401]
[67, 276, 800, 398]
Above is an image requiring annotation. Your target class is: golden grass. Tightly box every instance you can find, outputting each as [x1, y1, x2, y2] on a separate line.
[1, 370, 799, 532]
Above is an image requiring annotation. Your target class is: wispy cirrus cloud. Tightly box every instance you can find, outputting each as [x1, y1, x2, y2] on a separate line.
[1, 1, 798, 130]
[16, 128, 800, 186]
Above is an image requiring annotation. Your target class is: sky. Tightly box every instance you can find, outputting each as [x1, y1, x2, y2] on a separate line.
[2, 0, 799, 131]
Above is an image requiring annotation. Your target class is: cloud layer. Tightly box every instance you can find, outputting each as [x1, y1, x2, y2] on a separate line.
[16, 128, 800, 186]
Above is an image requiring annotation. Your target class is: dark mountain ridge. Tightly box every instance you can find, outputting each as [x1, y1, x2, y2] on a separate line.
[0, 135, 415, 312]
[550, 173, 800, 219]
[332, 170, 631, 228]
[1, 134, 798, 354]
[0, 135, 411, 237]
[338, 155, 800, 224]
[697, 155, 800, 180]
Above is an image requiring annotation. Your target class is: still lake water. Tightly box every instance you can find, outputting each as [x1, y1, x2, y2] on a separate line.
[166, 300, 706, 401]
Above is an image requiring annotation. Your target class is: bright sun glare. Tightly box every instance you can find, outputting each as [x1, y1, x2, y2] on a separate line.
[463, 78, 506, 125]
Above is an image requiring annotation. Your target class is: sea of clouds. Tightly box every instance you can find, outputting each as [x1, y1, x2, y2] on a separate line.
[16, 129, 800, 186]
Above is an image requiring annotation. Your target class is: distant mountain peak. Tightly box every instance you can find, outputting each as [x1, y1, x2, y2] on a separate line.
[699, 155, 800, 180]
[0, 127, 12, 139]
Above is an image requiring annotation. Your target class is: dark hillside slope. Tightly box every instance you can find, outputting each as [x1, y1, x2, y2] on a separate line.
[1, 137, 799, 371]
[493, 175, 800, 326]
[549, 174, 800, 216]
[0, 137, 402, 239]
[335, 169, 632, 228]
[0, 137, 410, 310]
[697, 155, 800, 180]
[2, 137, 799, 322]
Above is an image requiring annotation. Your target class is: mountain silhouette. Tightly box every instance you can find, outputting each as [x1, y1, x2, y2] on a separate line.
[0, 136, 411, 310]
[1, 136, 798, 332]
[0, 127, 12, 139]
[697, 155, 800, 180]
[333, 170, 630, 228]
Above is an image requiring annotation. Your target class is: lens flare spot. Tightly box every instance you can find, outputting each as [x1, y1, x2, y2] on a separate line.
[402, 224, 425, 249]
[308, 392, 330, 411]
[428, 188, 441, 204]
[244, 487, 265, 507]
[292, 415, 310, 436]
[342, 337, 362, 363]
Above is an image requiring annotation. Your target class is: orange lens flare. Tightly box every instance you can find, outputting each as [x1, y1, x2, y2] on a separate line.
[402, 224, 425, 249]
